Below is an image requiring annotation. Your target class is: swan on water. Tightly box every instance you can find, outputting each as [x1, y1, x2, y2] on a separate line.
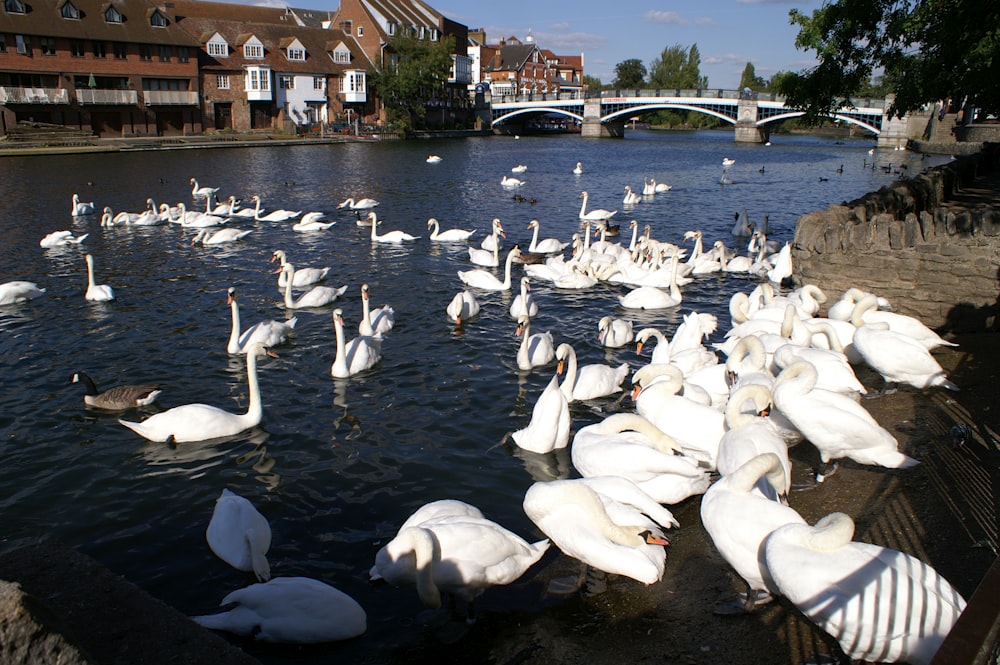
[509, 275, 539, 319]
[331, 308, 381, 378]
[623, 185, 642, 206]
[206, 488, 271, 581]
[479, 218, 506, 252]
[368, 212, 419, 243]
[446, 290, 480, 324]
[84, 254, 115, 302]
[764, 512, 966, 665]
[280, 264, 347, 309]
[0, 281, 46, 306]
[598, 316, 634, 348]
[227, 287, 296, 355]
[336, 197, 380, 211]
[190, 178, 219, 199]
[511, 164, 527, 173]
[40, 230, 88, 248]
[458, 246, 521, 291]
[572, 162, 583, 175]
[271, 250, 330, 288]
[359, 283, 395, 337]
[70, 371, 161, 410]
[193, 576, 366, 643]
[291, 212, 336, 232]
[578, 191, 617, 221]
[515, 313, 555, 371]
[509, 374, 570, 453]
[192, 227, 252, 245]
[71, 193, 95, 216]
[426, 155, 442, 163]
[119, 343, 276, 443]
[250, 195, 301, 222]
[526, 219, 568, 253]
[555, 342, 629, 402]
[501, 175, 525, 188]
[427, 217, 475, 242]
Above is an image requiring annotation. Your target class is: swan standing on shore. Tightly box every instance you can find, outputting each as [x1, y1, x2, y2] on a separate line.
[84, 254, 115, 302]
[331, 308, 381, 378]
[458, 246, 521, 290]
[764, 512, 967, 664]
[227, 287, 296, 355]
[206, 488, 271, 581]
[119, 343, 276, 443]
[852, 322, 958, 391]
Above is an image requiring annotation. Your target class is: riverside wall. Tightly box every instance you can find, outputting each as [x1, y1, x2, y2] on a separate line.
[791, 146, 1000, 333]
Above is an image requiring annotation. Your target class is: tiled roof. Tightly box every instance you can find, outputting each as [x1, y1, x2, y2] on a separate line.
[0, 0, 199, 46]
[359, 0, 440, 30]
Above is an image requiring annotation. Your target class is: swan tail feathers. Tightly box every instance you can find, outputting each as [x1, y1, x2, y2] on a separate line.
[286, 317, 298, 330]
[247, 534, 271, 582]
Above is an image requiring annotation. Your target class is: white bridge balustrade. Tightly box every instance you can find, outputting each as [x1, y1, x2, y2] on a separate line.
[143, 90, 200, 106]
[0, 86, 70, 104]
[488, 88, 906, 147]
[76, 89, 139, 105]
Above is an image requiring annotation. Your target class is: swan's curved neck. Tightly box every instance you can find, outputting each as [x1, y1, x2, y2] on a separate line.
[558, 345, 577, 398]
[282, 267, 296, 307]
[86, 256, 97, 289]
[243, 349, 263, 422]
[529, 223, 540, 251]
[809, 512, 854, 551]
[332, 315, 348, 375]
[228, 297, 242, 352]
[502, 251, 516, 288]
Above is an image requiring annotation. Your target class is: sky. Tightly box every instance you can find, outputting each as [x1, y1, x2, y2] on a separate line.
[230, 0, 823, 89]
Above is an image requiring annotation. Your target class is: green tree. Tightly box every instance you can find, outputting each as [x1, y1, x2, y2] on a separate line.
[739, 62, 767, 91]
[612, 59, 647, 89]
[583, 74, 605, 92]
[778, 0, 999, 121]
[648, 44, 708, 89]
[370, 29, 455, 131]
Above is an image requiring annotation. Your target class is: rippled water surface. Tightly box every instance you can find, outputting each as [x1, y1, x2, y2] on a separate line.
[0, 130, 948, 662]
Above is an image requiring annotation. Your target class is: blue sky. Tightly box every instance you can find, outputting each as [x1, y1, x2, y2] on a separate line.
[243, 0, 822, 89]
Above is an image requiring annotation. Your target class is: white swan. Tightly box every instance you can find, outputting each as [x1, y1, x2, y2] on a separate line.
[622, 185, 642, 205]
[772, 343, 866, 397]
[192, 227, 252, 245]
[359, 283, 395, 337]
[70, 371, 161, 410]
[370, 506, 549, 615]
[84, 254, 115, 302]
[479, 218, 506, 251]
[717, 385, 793, 501]
[510, 374, 570, 453]
[501, 175, 525, 188]
[190, 177, 219, 199]
[336, 197, 380, 211]
[40, 230, 89, 248]
[227, 287, 296, 355]
[291, 213, 335, 232]
[192, 576, 366, 643]
[426, 154, 442, 163]
[722, 157, 736, 167]
[119, 343, 276, 443]
[597, 316, 633, 348]
[771, 360, 919, 480]
[427, 217, 475, 242]
[642, 178, 656, 196]
[654, 180, 671, 193]
[578, 191, 617, 221]
[572, 162, 583, 175]
[526, 219, 568, 253]
[700, 452, 805, 613]
[515, 313, 555, 371]
[511, 164, 527, 173]
[330, 308, 381, 378]
[556, 342, 629, 402]
[446, 290, 480, 324]
[468, 238, 500, 267]
[570, 413, 709, 505]
[631, 363, 726, 467]
[0, 281, 46, 306]
[205, 488, 271, 581]
[71, 193, 95, 216]
[509, 276, 538, 319]
[851, 294, 956, 350]
[618, 255, 682, 309]
[170, 202, 227, 228]
[522, 477, 672, 585]
[458, 246, 521, 291]
[271, 250, 329, 288]
[852, 322, 958, 391]
[368, 212, 419, 243]
[764, 512, 966, 665]
[280, 264, 347, 309]
[766, 242, 793, 283]
[250, 195, 301, 222]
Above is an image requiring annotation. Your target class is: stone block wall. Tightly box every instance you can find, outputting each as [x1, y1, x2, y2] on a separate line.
[792, 149, 1000, 333]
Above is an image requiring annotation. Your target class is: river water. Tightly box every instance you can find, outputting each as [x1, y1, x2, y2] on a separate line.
[0, 130, 950, 663]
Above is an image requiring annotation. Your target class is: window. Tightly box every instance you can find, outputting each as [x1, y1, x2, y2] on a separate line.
[207, 41, 227, 57]
[139, 43, 152, 61]
[0, 34, 6, 53]
[279, 75, 294, 89]
[105, 6, 122, 23]
[244, 43, 263, 59]
[5, 0, 25, 13]
[216, 74, 230, 90]
[287, 47, 304, 62]
[177, 46, 188, 63]
[313, 76, 324, 90]
[357, 26, 363, 37]
[245, 68, 269, 91]
[70, 39, 85, 57]
[113, 42, 127, 59]
[149, 10, 166, 27]
[15, 34, 29, 55]
[61, 1, 80, 19]
[430, 29, 438, 42]
[158, 45, 170, 62]
[93, 41, 107, 58]
[40, 36, 56, 55]
[387, 23, 395, 36]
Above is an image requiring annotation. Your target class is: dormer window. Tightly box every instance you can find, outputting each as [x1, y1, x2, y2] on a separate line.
[331, 43, 350, 64]
[61, 1, 81, 19]
[4, 0, 25, 14]
[284, 38, 305, 62]
[207, 34, 228, 57]
[150, 9, 166, 27]
[243, 37, 263, 59]
[105, 6, 122, 23]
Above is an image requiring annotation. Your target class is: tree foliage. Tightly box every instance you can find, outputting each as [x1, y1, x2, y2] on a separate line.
[612, 59, 647, 89]
[370, 30, 455, 130]
[739, 62, 767, 91]
[648, 44, 708, 89]
[583, 74, 605, 92]
[778, 0, 1000, 122]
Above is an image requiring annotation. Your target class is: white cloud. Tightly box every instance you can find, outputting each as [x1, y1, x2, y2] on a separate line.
[643, 11, 688, 25]
[550, 22, 570, 31]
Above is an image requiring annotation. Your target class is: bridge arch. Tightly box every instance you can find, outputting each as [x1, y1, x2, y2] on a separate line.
[491, 107, 583, 127]
[601, 103, 736, 126]
[757, 111, 881, 135]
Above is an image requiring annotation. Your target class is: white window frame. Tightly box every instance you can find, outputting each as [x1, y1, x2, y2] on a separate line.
[216, 74, 230, 90]
[207, 40, 228, 57]
[313, 77, 324, 90]
[357, 26, 363, 38]
[244, 43, 263, 59]
[279, 75, 294, 89]
[287, 47, 305, 62]
[332, 47, 350, 64]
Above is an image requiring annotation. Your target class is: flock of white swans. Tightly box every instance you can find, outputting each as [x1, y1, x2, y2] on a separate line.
[0, 162, 969, 661]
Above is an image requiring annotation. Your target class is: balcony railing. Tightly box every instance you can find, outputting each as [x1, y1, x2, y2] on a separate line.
[143, 90, 199, 106]
[76, 89, 139, 105]
[340, 91, 366, 103]
[0, 86, 70, 104]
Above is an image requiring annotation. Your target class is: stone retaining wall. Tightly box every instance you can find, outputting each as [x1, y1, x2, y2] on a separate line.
[792, 147, 1000, 333]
